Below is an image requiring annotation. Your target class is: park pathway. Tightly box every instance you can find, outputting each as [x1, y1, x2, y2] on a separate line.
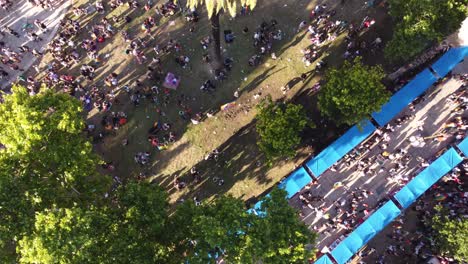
[0, 0, 71, 90]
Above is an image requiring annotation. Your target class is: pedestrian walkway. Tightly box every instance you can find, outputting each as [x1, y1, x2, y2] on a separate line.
[289, 77, 467, 251]
[0, 0, 70, 89]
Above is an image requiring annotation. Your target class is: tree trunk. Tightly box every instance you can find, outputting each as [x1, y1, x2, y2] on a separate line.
[210, 12, 223, 71]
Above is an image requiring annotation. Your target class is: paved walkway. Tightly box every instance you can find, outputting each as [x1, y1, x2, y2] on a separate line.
[0, 0, 70, 90]
[289, 76, 467, 251]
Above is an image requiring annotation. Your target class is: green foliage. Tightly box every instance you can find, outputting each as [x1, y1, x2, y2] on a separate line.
[16, 182, 172, 264]
[0, 85, 109, 206]
[318, 57, 390, 126]
[17, 206, 111, 264]
[108, 182, 171, 264]
[431, 206, 468, 262]
[256, 97, 310, 161]
[385, 0, 467, 61]
[244, 188, 316, 263]
[170, 190, 316, 264]
[0, 85, 110, 261]
[171, 196, 249, 263]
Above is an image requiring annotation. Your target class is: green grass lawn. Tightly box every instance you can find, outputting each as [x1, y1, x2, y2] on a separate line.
[33, 0, 396, 204]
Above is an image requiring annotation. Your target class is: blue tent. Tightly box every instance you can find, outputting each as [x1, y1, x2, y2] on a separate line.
[372, 69, 437, 126]
[247, 199, 267, 216]
[314, 254, 334, 264]
[305, 120, 376, 177]
[330, 201, 401, 264]
[431, 47, 468, 78]
[278, 167, 312, 198]
[457, 136, 468, 157]
[394, 148, 463, 208]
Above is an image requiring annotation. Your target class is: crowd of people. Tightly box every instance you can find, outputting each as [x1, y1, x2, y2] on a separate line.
[298, 4, 380, 69]
[2, 0, 285, 192]
[362, 159, 467, 264]
[295, 73, 467, 260]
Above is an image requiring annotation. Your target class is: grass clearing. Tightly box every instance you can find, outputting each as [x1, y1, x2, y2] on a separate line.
[32, 0, 396, 204]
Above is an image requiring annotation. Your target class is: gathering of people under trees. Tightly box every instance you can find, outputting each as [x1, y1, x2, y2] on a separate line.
[0, 0, 467, 263]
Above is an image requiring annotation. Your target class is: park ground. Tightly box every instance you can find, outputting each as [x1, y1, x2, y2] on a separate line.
[30, 0, 396, 204]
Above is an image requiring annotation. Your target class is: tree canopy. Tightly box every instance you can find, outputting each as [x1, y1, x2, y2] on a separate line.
[244, 188, 317, 263]
[431, 206, 468, 262]
[256, 97, 310, 161]
[171, 188, 316, 263]
[318, 57, 390, 126]
[385, 0, 467, 61]
[0, 85, 109, 261]
[186, 0, 258, 69]
[0, 87, 315, 263]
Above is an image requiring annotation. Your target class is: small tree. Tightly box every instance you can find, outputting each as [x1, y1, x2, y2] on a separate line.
[431, 206, 468, 262]
[318, 57, 390, 126]
[385, 0, 467, 61]
[186, 0, 258, 70]
[256, 97, 310, 161]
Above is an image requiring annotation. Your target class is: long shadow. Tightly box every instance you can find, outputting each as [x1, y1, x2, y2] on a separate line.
[240, 65, 285, 95]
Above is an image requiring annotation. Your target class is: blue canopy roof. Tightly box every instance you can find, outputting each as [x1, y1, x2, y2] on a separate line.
[431, 47, 468, 78]
[394, 148, 463, 208]
[457, 136, 468, 157]
[331, 201, 401, 264]
[247, 199, 267, 216]
[278, 167, 312, 198]
[372, 69, 437, 126]
[305, 120, 376, 177]
[314, 254, 334, 264]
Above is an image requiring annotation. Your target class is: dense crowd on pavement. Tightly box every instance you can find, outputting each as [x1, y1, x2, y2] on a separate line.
[361, 156, 467, 264]
[297, 73, 467, 260]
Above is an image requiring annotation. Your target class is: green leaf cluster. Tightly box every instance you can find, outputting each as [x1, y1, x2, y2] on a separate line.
[431, 206, 468, 262]
[171, 188, 316, 264]
[0, 85, 109, 262]
[256, 97, 310, 161]
[385, 0, 467, 61]
[0, 86, 315, 263]
[318, 57, 390, 126]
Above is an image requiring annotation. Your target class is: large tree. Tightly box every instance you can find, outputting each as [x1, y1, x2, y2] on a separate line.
[318, 57, 390, 126]
[186, 0, 258, 69]
[16, 182, 172, 264]
[169, 195, 250, 263]
[385, 0, 467, 61]
[17, 206, 111, 264]
[0, 85, 109, 260]
[0, 85, 109, 205]
[431, 206, 468, 262]
[244, 188, 317, 263]
[256, 97, 310, 161]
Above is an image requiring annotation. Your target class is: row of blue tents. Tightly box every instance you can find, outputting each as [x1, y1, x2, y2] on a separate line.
[313, 48, 468, 264]
[248, 47, 467, 263]
[317, 138, 467, 264]
[253, 47, 467, 204]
